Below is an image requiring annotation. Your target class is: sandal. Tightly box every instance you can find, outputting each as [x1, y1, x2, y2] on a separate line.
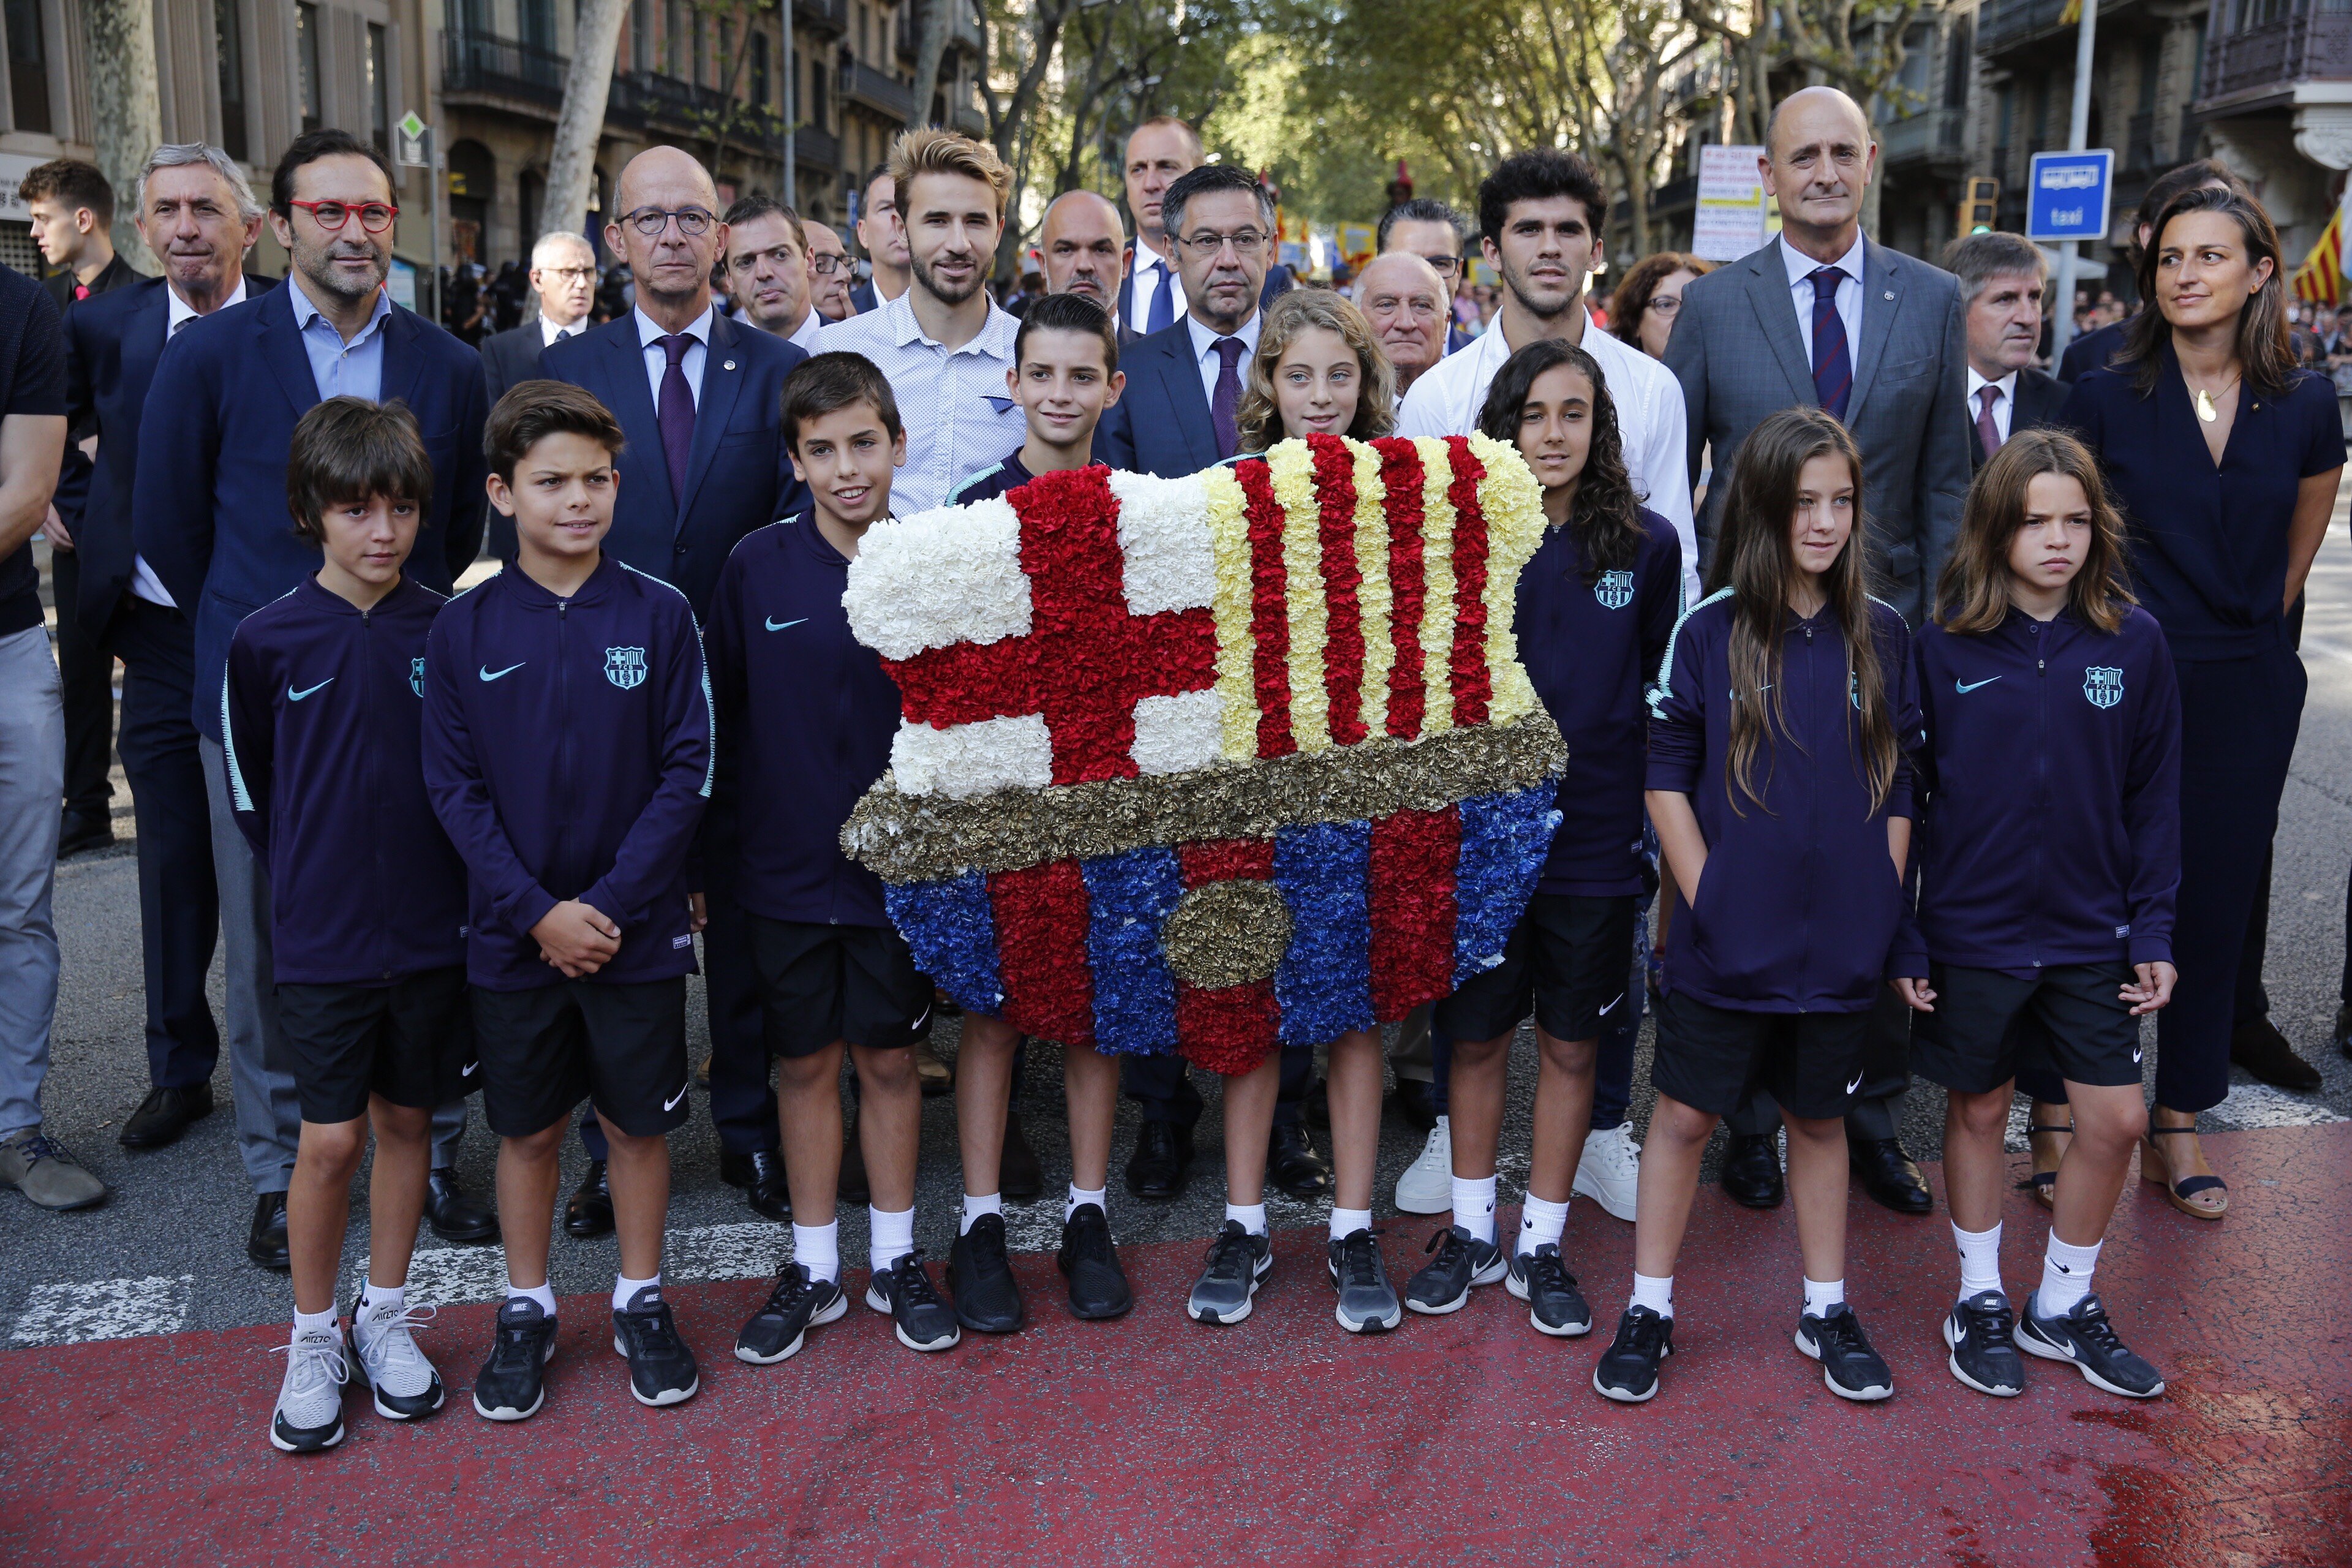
[2141, 1125, 2228, 1220]
[2020, 1117, 2073, 1212]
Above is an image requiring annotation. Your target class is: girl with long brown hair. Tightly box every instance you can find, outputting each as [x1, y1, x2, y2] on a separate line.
[1596, 407, 1918, 1406]
[1891, 430, 2179, 1401]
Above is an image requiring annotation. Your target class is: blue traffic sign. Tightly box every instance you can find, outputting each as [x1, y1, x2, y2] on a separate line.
[2026, 149, 2114, 243]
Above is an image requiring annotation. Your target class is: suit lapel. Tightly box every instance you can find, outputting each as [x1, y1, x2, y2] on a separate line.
[123, 283, 169, 406]
[1847, 241, 1902, 418]
[257, 286, 323, 421]
[1743, 249, 1815, 407]
[379, 305, 432, 412]
[600, 321, 674, 514]
[673, 314, 745, 526]
[1155, 330, 1218, 464]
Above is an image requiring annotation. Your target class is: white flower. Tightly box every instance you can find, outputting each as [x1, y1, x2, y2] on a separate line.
[1129, 688, 1224, 776]
[1108, 470, 1216, 615]
[890, 713, 1053, 799]
[842, 499, 1033, 660]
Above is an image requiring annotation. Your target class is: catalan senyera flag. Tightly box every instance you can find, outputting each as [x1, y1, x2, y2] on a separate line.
[2293, 202, 2346, 307]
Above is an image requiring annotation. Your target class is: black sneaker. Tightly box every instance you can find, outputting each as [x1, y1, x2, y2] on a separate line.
[1943, 1291, 2024, 1398]
[1186, 1221, 1272, 1325]
[734, 1264, 847, 1365]
[472, 1296, 557, 1422]
[1327, 1228, 1403, 1334]
[1404, 1224, 1506, 1315]
[1593, 1306, 1673, 1401]
[1795, 1302, 1894, 1401]
[611, 1286, 699, 1407]
[866, 1250, 961, 1352]
[1056, 1203, 1133, 1320]
[2016, 1292, 2165, 1398]
[946, 1213, 1025, 1334]
[1506, 1244, 1593, 1337]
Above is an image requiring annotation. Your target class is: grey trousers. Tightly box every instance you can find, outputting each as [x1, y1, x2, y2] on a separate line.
[0, 627, 62, 1140]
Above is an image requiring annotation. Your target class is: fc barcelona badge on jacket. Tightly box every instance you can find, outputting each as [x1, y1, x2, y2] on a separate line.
[605, 646, 649, 690]
[2083, 666, 2124, 709]
[1594, 569, 1634, 611]
[410, 657, 426, 698]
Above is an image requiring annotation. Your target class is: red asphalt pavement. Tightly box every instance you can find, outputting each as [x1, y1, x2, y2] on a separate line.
[2, 1125, 2345, 1566]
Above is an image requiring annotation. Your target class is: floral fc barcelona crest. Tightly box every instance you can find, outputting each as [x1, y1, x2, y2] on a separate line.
[1594, 569, 1634, 611]
[2083, 666, 2124, 709]
[604, 646, 648, 690]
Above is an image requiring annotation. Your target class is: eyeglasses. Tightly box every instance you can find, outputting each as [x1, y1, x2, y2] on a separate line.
[288, 200, 399, 234]
[729, 244, 802, 276]
[537, 265, 595, 282]
[1182, 229, 1268, 260]
[1418, 253, 1463, 277]
[809, 253, 849, 276]
[619, 206, 715, 237]
[1644, 295, 1682, 318]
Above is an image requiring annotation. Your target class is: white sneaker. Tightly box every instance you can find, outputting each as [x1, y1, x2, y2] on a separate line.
[1395, 1116, 1452, 1214]
[269, 1324, 349, 1453]
[1573, 1123, 1641, 1222]
[350, 1298, 447, 1420]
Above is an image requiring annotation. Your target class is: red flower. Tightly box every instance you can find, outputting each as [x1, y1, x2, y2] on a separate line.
[987, 858, 1095, 1048]
[1235, 458, 1297, 758]
[1368, 805, 1461, 1020]
[1371, 438, 1428, 740]
[1444, 439, 1493, 728]
[1308, 433, 1368, 746]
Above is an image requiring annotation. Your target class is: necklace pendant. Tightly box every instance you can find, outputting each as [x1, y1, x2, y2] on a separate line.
[2196, 387, 2217, 423]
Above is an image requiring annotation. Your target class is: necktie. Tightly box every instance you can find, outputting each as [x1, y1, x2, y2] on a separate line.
[1147, 260, 1176, 334]
[656, 333, 696, 501]
[74, 282, 90, 301]
[1809, 267, 1852, 421]
[1975, 383, 2003, 459]
[1210, 336, 1246, 459]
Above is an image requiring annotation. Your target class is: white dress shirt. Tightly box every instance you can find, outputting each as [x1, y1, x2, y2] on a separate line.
[1131, 241, 1188, 333]
[1393, 310, 1700, 606]
[539, 314, 585, 349]
[134, 279, 252, 608]
[816, 289, 1023, 514]
[1779, 231, 1867, 367]
[788, 307, 827, 355]
[1966, 366, 2018, 447]
[1186, 309, 1264, 410]
[636, 303, 713, 409]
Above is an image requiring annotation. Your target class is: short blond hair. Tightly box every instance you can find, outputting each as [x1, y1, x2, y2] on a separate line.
[889, 127, 1012, 222]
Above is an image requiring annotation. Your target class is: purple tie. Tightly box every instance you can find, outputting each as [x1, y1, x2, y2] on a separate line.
[1975, 383, 2003, 459]
[1809, 267, 1852, 421]
[657, 333, 696, 500]
[1210, 336, 1246, 459]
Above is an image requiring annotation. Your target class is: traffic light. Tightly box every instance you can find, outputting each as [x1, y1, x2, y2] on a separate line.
[1959, 177, 1999, 235]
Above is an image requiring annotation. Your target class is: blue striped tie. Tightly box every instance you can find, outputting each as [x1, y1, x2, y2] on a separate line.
[1809, 266, 1852, 421]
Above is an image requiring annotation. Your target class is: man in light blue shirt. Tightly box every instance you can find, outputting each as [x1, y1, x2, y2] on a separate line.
[290, 280, 392, 403]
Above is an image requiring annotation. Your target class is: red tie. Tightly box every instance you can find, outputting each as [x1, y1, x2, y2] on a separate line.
[73, 282, 90, 301]
[1975, 384, 2002, 459]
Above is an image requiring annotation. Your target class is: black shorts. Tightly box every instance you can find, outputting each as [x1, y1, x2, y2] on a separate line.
[272, 968, 474, 1126]
[1651, 988, 1869, 1121]
[1434, 894, 1638, 1044]
[1910, 962, 2144, 1095]
[748, 916, 931, 1059]
[470, 978, 690, 1138]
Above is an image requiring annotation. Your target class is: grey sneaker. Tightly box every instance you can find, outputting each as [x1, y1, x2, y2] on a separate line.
[1186, 1221, 1272, 1325]
[350, 1298, 446, 1420]
[0, 1129, 107, 1210]
[1327, 1228, 1403, 1334]
[269, 1324, 349, 1453]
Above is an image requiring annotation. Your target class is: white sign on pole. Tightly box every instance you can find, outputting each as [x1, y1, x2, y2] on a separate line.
[394, 111, 431, 170]
[0, 152, 44, 222]
[1692, 145, 1772, 262]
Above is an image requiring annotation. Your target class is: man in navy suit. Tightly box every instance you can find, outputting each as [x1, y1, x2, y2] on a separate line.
[1115, 117, 1293, 343]
[134, 129, 491, 1268]
[1091, 162, 1329, 1204]
[538, 145, 808, 1229]
[1943, 231, 2071, 472]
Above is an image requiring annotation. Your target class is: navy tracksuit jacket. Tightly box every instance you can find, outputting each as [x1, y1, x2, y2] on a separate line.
[221, 576, 468, 987]
[421, 555, 712, 991]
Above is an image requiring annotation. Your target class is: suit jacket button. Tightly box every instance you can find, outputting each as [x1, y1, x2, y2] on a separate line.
[674, 541, 689, 553]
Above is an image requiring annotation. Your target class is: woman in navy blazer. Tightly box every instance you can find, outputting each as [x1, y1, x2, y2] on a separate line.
[2059, 185, 2340, 1218]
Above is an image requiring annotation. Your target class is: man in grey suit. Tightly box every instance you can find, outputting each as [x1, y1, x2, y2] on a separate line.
[1665, 85, 1967, 1217]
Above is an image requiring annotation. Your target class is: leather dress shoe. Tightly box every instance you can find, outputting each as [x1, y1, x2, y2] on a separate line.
[247, 1191, 291, 1270]
[1001, 1106, 1043, 1200]
[58, 807, 115, 859]
[2231, 1017, 2323, 1092]
[1719, 1133, 1784, 1208]
[1850, 1137, 1934, 1215]
[425, 1166, 499, 1243]
[2334, 1001, 2352, 1061]
[1124, 1119, 1193, 1202]
[1390, 1076, 1440, 1133]
[564, 1159, 614, 1238]
[721, 1148, 791, 1220]
[119, 1082, 214, 1150]
[1267, 1122, 1332, 1199]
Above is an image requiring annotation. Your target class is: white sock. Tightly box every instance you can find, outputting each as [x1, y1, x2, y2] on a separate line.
[357, 1281, 405, 1324]
[792, 1220, 840, 1284]
[1066, 1182, 1107, 1222]
[1225, 1202, 1267, 1236]
[1953, 1221, 2003, 1303]
[1517, 1193, 1570, 1257]
[2037, 1234, 2101, 1317]
[292, 1306, 338, 1339]
[1802, 1276, 1845, 1318]
[1451, 1174, 1499, 1244]
[1629, 1272, 1673, 1319]
[505, 1280, 557, 1317]
[869, 1204, 916, 1274]
[1329, 1205, 1373, 1243]
[959, 1191, 1001, 1235]
[612, 1271, 660, 1313]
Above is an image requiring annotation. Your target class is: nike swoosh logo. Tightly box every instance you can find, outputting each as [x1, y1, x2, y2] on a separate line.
[461, 1061, 478, 1077]
[1845, 1071, 1864, 1095]
[663, 1082, 689, 1112]
[764, 617, 806, 632]
[2131, 1046, 2143, 1063]
[910, 1007, 931, 1033]
[287, 680, 333, 701]
[1956, 677, 2002, 693]
[479, 662, 526, 682]
[1597, 992, 1625, 1017]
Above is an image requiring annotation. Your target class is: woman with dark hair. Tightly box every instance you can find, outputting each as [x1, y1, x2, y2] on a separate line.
[2060, 184, 2340, 1219]
[1611, 252, 1715, 361]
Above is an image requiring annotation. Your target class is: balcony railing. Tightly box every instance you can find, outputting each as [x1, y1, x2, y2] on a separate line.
[796, 0, 848, 34]
[2199, 2, 2352, 107]
[1978, 0, 2132, 58]
[443, 30, 568, 112]
[841, 59, 913, 121]
[1877, 104, 1966, 165]
[790, 124, 842, 174]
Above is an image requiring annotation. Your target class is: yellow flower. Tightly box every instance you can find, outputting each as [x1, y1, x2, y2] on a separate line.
[1200, 465, 1259, 762]
[1350, 438, 1393, 742]
[1470, 432, 1545, 725]
[1415, 437, 1458, 736]
[1268, 440, 1331, 753]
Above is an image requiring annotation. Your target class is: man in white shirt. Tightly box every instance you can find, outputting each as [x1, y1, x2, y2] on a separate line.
[722, 195, 829, 355]
[478, 231, 597, 404]
[1943, 230, 2069, 470]
[1355, 251, 1450, 405]
[1118, 118, 1199, 339]
[1396, 149, 1698, 605]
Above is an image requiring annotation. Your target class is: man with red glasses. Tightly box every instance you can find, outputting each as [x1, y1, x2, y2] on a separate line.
[135, 129, 491, 1275]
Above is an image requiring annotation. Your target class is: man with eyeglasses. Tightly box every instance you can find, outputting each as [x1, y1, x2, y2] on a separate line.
[1378, 198, 1476, 354]
[136, 129, 493, 1270]
[803, 222, 857, 323]
[720, 195, 827, 355]
[479, 232, 598, 405]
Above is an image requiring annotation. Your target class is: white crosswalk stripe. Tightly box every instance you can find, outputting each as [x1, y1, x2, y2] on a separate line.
[12, 1275, 194, 1347]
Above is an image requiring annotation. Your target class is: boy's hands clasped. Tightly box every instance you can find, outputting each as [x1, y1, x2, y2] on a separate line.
[532, 900, 620, 977]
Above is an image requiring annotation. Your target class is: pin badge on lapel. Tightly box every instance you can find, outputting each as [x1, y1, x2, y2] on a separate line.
[723, 360, 737, 371]
[1883, 291, 1894, 301]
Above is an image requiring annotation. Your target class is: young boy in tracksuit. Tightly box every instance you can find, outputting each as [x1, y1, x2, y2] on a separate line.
[227, 398, 470, 1453]
[421, 380, 712, 1421]
[948, 291, 1126, 507]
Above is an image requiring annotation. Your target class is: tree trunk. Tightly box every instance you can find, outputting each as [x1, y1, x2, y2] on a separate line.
[909, 0, 952, 128]
[81, 0, 162, 271]
[545, 0, 632, 242]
